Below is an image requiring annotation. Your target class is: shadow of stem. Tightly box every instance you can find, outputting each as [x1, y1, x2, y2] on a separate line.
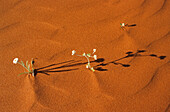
[94, 50, 166, 71]
[33, 50, 166, 74]
[33, 58, 105, 76]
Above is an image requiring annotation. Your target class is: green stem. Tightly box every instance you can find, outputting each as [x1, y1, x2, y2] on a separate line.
[18, 62, 31, 72]
[84, 54, 91, 68]
[18, 72, 30, 76]
[31, 61, 34, 76]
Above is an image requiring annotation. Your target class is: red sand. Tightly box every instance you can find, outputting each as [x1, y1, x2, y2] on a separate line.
[0, 0, 169, 111]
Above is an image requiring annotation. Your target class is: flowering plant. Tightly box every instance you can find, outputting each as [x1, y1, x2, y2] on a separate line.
[72, 49, 97, 72]
[120, 23, 125, 28]
[13, 58, 35, 77]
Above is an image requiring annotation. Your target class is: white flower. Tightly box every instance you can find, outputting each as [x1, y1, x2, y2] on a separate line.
[82, 53, 86, 56]
[72, 50, 76, 55]
[93, 49, 96, 52]
[93, 55, 97, 60]
[121, 23, 125, 27]
[86, 64, 89, 68]
[13, 58, 19, 64]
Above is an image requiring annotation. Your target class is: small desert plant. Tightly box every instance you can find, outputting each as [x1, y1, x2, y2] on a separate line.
[120, 23, 128, 30]
[120, 23, 125, 28]
[72, 49, 97, 72]
[13, 58, 35, 77]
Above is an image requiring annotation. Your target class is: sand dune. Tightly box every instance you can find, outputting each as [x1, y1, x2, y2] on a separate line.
[0, 0, 169, 111]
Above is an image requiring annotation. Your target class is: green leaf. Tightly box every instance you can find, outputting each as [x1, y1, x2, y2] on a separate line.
[27, 64, 30, 71]
[31, 59, 34, 65]
[26, 61, 28, 67]
[31, 60, 34, 70]
[21, 61, 25, 66]
[87, 53, 91, 57]
[18, 72, 29, 76]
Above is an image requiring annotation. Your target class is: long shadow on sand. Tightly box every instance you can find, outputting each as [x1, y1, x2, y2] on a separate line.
[34, 60, 79, 76]
[33, 50, 166, 75]
[94, 50, 166, 71]
[34, 58, 105, 76]
[127, 24, 137, 27]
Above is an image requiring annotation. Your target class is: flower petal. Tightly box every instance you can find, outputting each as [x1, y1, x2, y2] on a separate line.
[13, 58, 19, 64]
[93, 49, 96, 53]
[72, 50, 76, 55]
[122, 23, 125, 26]
[93, 55, 97, 60]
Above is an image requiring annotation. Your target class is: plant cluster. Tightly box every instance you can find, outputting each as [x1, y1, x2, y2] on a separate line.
[13, 58, 35, 77]
[72, 49, 97, 72]
[13, 49, 97, 77]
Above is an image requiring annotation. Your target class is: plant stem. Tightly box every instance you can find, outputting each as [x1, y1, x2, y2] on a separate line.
[18, 72, 30, 76]
[31, 60, 34, 76]
[18, 62, 31, 72]
[84, 54, 92, 68]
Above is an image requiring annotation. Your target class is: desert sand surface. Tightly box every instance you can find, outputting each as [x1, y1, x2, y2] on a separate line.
[0, 0, 170, 112]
